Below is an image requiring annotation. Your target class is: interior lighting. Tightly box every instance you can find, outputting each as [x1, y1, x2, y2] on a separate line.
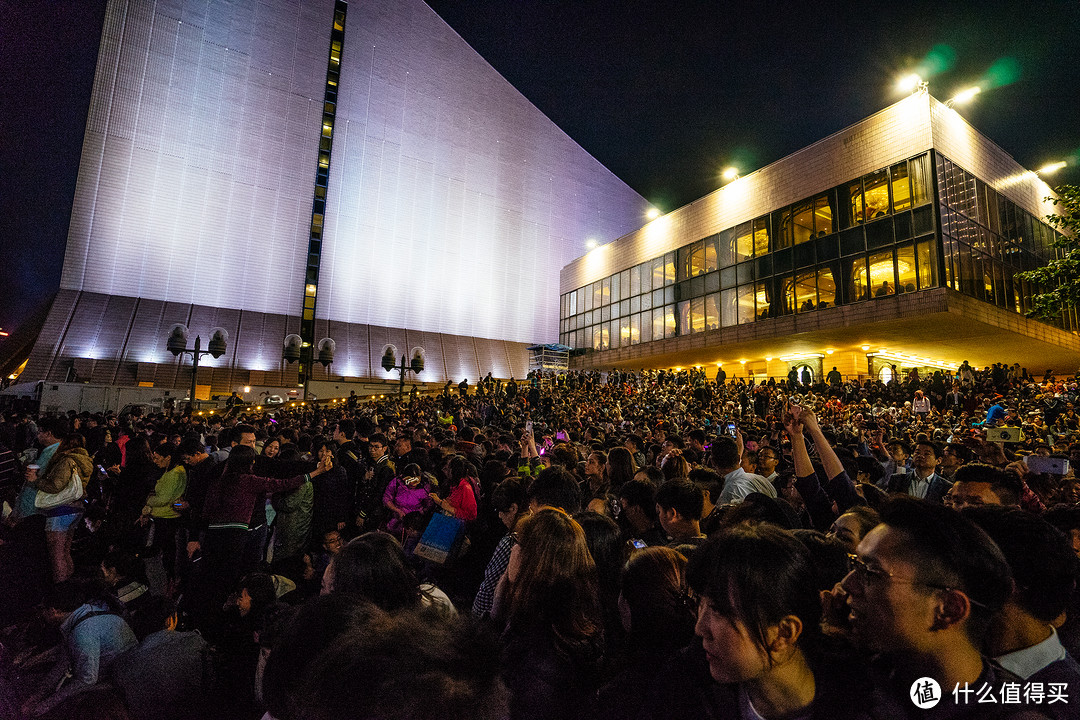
[1038, 161, 1067, 175]
[243, 386, 250, 393]
[868, 350, 955, 371]
[861, 345, 871, 351]
[739, 359, 747, 365]
[825, 349, 834, 355]
[778, 353, 824, 362]
[646, 208, 660, 220]
[764, 356, 772, 361]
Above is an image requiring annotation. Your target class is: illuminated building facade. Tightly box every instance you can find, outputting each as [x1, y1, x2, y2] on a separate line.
[18, 0, 648, 394]
[560, 93, 1080, 380]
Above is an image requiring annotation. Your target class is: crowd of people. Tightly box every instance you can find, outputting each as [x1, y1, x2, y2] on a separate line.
[0, 359, 1079, 719]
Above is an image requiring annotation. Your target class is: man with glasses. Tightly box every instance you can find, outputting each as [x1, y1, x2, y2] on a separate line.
[886, 440, 951, 505]
[755, 447, 780, 483]
[834, 497, 1018, 718]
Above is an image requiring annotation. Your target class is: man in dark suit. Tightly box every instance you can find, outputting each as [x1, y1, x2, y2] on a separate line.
[886, 439, 951, 505]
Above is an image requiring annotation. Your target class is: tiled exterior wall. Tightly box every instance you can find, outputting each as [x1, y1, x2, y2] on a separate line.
[561, 94, 936, 294]
[319, 1, 649, 343]
[61, 0, 331, 315]
[928, 97, 1058, 222]
[22, 290, 532, 390]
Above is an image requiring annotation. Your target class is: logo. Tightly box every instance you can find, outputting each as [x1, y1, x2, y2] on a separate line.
[912, 677, 942, 709]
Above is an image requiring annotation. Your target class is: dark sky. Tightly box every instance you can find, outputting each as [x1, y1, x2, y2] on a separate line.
[1, 0, 1077, 337]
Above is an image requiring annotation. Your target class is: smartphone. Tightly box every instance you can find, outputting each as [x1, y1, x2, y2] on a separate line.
[1025, 455, 1069, 475]
[556, 431, 568, 442]
[726, 422, 737, 438]
[526, 420, 533, 433]
[630, 539, 647, 550]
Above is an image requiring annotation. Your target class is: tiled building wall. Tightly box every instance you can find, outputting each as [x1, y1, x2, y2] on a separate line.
[928, 97, 1058, 222]
[61, 0, 331, 315]
[561, 94, 936, 294]
[318, 0, 649, 344]
[22, 291, 531, 391]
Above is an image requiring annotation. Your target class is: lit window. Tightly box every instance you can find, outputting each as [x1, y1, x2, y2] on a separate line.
[868, 250, 896, 297]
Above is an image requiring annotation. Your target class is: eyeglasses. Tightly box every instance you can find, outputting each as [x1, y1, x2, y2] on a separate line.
[846, 554, 988, 609]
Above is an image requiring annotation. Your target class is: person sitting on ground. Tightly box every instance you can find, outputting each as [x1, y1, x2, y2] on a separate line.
[22, 580, 138, 717]
[322, 531, 454, 614]
[111, 595, 210, 720]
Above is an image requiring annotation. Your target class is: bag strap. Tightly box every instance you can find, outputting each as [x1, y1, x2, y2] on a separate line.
[71, 609, 121, 632]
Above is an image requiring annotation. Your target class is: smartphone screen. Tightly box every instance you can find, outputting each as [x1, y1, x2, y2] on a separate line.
[726, 423, 737, 438]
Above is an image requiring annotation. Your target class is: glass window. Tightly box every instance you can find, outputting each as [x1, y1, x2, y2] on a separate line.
[665, 253, 676, 285]
[755, 282, 771, 320]
[630, 265, 641, 296]
[569, 291, 577, 316]
[814, 193, 835, 235]
[704, 235, 719, 273]
[864, 170, 890, 219]
[601, 304, 611, 322]
[777, 208, 794, 250]
[620, 316, 632, 346]
[717, 229, 735, 267]
[639, 312, 652, 343]
[610, 273, 621, 303]
[630, 296, 641, 315]
[606, 320, 617, 349]
[794, 271, 817, 312]
[601, 278, 611, 306]
[663, 304, 676, 337]
[628, 313, 640, 345]
[583, 285, 593, 312]
[890, 162, 911, 212]
[917, 241, 934, 290]
[738, 285, 756, 324]
[650, 257, 663, 290]
[705, 271, 720, 294]
[619, 299, 631, 318]
[679, 241, 704, 281]
[591, 326, 601, 351]
[817, 265, 837, 308]
[677, 300, 691, 335]
[753, 217, 770, 256]
[910, 154, 931, 206]
[845, 180, 865, 226]
[721, 289, 737, 327]
[640, 291, 652, 311]
[705, 293, 720, 330]
[691, 296, 705, 334]
[620, 269, 630, 298]
[869, 250, 896, 297]
[734, 222, 754, 262]
[792, 202, 814, 245]
[651, 307, 665, 341]
[846, 257, 869, 303]
[982, 257, 994, 301]
[736, 262, 754, 285]
[896, 244, 917, 293]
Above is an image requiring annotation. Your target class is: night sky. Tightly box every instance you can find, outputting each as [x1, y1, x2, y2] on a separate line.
[1, 0, 1077, 337]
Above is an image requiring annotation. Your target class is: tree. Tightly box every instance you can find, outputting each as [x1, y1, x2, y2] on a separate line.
[1016, 184, 1080, 321]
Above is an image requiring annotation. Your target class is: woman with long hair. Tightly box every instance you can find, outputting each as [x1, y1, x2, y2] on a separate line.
[198, 445, 330, 619]
[35, 433, 94, 582]
[322, 531, 454, 614]
[430, 455, 478, 522]
[650, 523, 868, 718]
[604, 446, 637, 490]
[598, 546, 695, 720]
[140, 441, 186, 583]
[499, 508, 604, 720]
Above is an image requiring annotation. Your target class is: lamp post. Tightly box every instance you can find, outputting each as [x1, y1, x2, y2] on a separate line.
[380, 344, 424, 395]
[166, 324, 228, 415]
[284, 334, 335, 401]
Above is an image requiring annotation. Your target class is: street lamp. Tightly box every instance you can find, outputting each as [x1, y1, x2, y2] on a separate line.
[166, 324, 228, 414]
[380, 344, 424, 395]
[283, 334, 334, 401]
